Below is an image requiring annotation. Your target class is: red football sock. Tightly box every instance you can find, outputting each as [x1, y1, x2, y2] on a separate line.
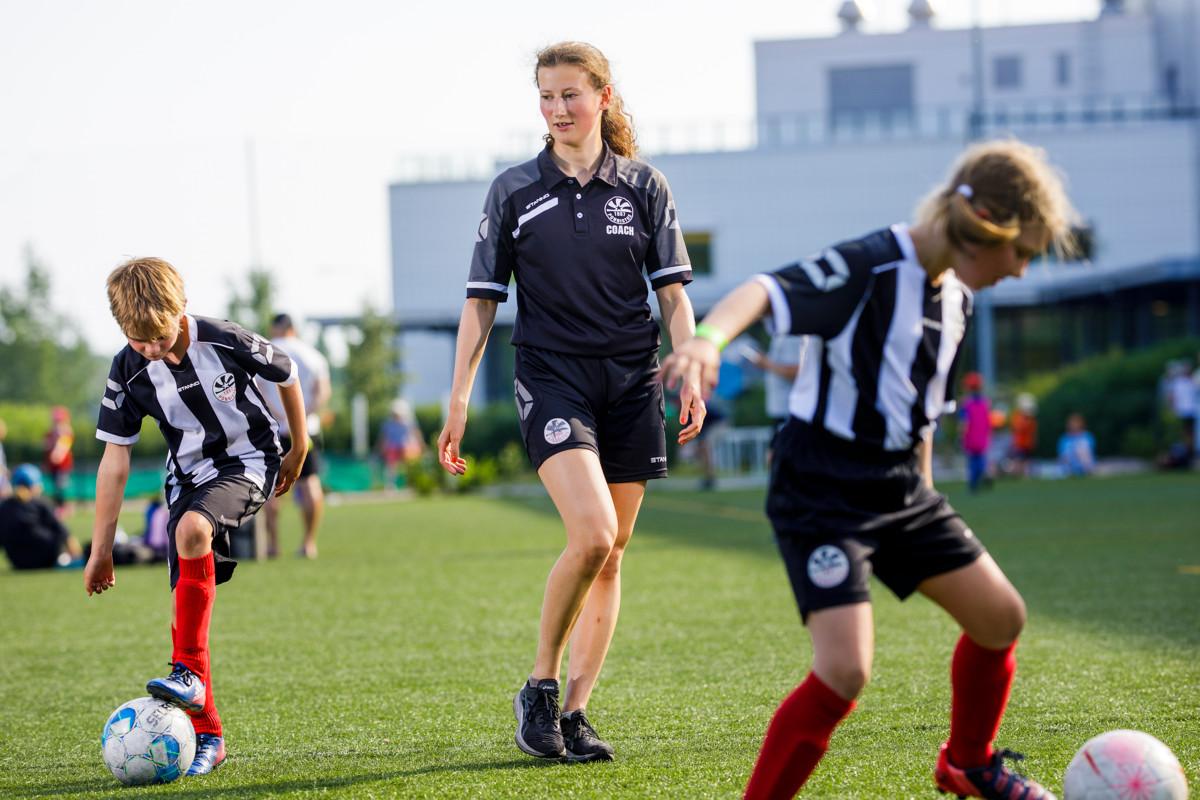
[947, 634, 1017, 769]
[743, 673, 856, 800]
[172, 553, 222, 736]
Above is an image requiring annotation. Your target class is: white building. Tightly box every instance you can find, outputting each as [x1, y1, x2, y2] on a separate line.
[389, 0, 1200, 406]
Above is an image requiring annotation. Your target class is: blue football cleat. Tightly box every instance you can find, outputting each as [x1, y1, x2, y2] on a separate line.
[186, 733, 227, 776]
[146, 662, 206, 713]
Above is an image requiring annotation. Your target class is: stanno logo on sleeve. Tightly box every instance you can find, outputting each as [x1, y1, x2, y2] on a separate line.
[476, 213, 489, 243]
[604, 196, 635, 236]
[543, 418, 571, 445]
[212, 372, 237, 403]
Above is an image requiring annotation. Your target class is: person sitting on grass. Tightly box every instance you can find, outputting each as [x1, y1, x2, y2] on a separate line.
[662, 139, 1077, 800]
[1058, 412, 1096, 477]
[0, 464, 83, 570]
[84, 257, 308, 777]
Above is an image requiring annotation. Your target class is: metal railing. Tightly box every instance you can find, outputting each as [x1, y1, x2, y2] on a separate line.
[392, 93, 1197, 184]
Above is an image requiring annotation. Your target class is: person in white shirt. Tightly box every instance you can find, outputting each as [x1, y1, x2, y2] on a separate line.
[258, 314, 332, 558]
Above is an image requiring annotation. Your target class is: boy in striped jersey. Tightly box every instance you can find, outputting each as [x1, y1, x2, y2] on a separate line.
[663, 141, 1078, 800]
[84, 257, 309, 776]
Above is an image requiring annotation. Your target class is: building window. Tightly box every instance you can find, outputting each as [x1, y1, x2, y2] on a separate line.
[1055, 52, 1071, 87]
[993, 55, 1022, 90]
[828, 64, 914, 130]
[684, 231, 713, 276]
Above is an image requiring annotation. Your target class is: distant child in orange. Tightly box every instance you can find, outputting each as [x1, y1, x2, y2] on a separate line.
[1007, 394, 1038, 476]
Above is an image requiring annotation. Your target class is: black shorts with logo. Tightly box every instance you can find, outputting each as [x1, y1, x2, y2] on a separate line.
[768, 419, 984, 621]
[167, 473, 272, 589]
[280, 434, 322, 479]
[513, 345, 668, 483]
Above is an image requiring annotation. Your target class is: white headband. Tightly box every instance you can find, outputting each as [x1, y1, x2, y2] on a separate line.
[956, 184, 974, 199]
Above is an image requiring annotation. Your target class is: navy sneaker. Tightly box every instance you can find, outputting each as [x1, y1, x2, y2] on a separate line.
[146, 662, 206, 713]
[561, 709, 615, 762]
[186, 733, 226, 776]
[513, 678, 565, 758]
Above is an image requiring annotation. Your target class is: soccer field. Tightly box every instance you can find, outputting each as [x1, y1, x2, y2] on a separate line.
[0, 474, 1196, 798]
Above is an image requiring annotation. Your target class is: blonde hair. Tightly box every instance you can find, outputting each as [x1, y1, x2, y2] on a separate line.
[915, 139, 1080, 258]
[535, 42, 637, 158]
[106, 257, 186, 340]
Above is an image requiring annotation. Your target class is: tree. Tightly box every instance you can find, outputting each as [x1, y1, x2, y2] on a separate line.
[343, 306, 402, 437]
[0, 246, 102, 407]
[226, 267, 276, 333]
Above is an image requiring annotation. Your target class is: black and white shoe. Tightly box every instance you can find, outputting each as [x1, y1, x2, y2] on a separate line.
[561, 709, 615, 762]
[513, 678, 565, 758]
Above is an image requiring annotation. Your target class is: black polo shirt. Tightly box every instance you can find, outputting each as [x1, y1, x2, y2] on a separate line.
[466, 146, 692, 356]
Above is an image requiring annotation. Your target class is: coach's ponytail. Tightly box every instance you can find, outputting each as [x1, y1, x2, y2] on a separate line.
[535, 41, 637, 159]
[916, 140, 1079, 258]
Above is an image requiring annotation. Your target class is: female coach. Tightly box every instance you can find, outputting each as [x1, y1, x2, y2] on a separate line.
[662, 140, 1077, 799]
[436, 41, 705, 763]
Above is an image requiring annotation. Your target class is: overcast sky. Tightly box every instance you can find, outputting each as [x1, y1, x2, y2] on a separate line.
[0, 0, 1100, 354]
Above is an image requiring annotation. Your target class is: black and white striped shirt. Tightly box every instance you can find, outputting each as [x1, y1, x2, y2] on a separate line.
[96, 315, 297, 504]
[755, 224, 971, 452]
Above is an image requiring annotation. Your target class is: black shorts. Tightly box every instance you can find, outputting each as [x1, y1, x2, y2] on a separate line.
[513, 346, 667, 483]
[280, 434, 322, 479]
[167, 474, 272, 589]
[768, 420, 985, 621]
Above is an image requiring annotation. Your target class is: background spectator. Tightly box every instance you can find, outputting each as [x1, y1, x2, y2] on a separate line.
[0, 418, 9, 498]
[959, 372, 992, 492]
[0, 464, 82, 570]
[42, 406, 74, 518]
[378, 399, 424, 490]
[1058, 412, 1096, 477]
[1163, 359, 1196, 465]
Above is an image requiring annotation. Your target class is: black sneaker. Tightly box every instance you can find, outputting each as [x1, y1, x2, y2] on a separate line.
[513, 679, 565, 758]
[561, 709, 615, 762]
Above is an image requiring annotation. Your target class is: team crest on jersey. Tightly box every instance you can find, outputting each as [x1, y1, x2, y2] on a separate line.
[807, 545, 850, 588]
[604, 196, 634, 225]
[212, 372, 237, 403]
[544, 417, 571, 445]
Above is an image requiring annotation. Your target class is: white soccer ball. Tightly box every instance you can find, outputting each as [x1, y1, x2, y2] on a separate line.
[101, 697, 196, 785]
[1064, 729, 1188, 799]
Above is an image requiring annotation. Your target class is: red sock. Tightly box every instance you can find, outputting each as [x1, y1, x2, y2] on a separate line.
[172, 553, 222, 736]
[743, 673, 855, 800]
[947, 634, 1017, 769]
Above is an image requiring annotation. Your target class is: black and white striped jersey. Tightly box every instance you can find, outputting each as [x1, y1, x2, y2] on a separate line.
[96, 315, 297, 504]
[755, 224, 972, 452]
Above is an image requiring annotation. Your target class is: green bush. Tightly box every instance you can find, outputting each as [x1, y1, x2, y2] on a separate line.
[0, 401, 166, 465]
[1017, 337, 1199, 459]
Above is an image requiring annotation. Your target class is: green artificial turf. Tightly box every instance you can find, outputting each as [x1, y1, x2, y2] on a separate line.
[0, 473, 1196, 798]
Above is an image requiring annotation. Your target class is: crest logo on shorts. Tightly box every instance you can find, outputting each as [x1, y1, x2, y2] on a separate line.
[604, 196, 634, 225]
[212, 372, 237, 403]
[544, 417, 571, 445]
[807, 545, 850, 589]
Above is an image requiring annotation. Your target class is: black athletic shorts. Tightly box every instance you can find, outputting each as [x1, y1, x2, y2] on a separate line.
[513, 345, 668, 483]
[279, 434, 321, 478]
[768, 419, 985, 621]
[166, 473, 272, 589]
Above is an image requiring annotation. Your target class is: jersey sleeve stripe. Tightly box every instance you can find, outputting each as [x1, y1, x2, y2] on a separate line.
[101, 396, 119, 410]
[466, 281, 509, 294]
[278, 361, 298, 387]
[754, 274, 792, 335]
[106, 378, 122, 392]
[96, 429, 139, 445]
[647, 264, 692, 281]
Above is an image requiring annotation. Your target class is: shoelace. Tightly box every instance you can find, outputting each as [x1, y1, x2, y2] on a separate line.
[531, 687, 560, 729]
[571, 712, 599, 741]
[167, 663, 195, 686]
[980, 750, 1046, 799]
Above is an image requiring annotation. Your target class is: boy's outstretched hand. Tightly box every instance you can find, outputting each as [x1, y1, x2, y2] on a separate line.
[84, 553, 115, 596]
[275, 443, 308, 496]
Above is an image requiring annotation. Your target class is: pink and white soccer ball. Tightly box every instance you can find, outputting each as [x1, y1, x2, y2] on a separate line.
[1064, 730, 1188, 799]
